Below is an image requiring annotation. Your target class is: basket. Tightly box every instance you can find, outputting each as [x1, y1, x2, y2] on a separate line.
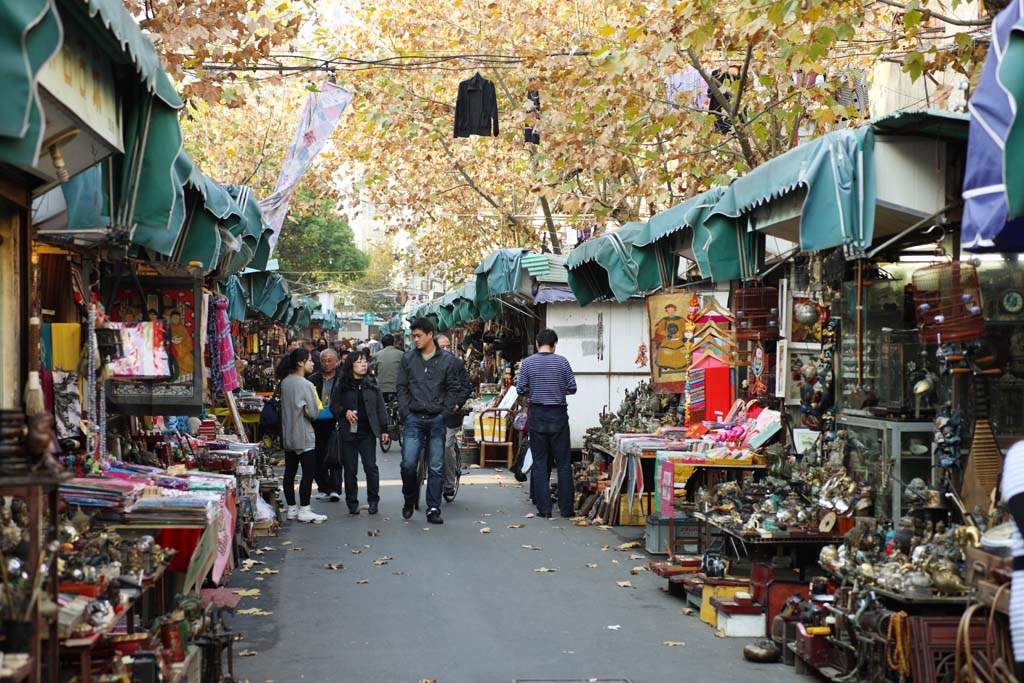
[733, 286, 780, 340]
[911, 261, 985, 344]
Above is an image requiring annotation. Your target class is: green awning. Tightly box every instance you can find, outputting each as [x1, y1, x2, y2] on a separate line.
[0, 0, 61, 167]
[871, 109, 970, 141]
[475, 248, 532, 303]
[248, 272, 289, 318]
[175, 171, 244, 273]
[218, 275, 248, 322]
[708, 126, 876, 254]
[1002, 14, 1024, 220]
[565, 221, 669, 306]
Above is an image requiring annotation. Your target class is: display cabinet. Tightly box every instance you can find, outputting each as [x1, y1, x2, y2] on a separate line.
[836, 414, 935, 520]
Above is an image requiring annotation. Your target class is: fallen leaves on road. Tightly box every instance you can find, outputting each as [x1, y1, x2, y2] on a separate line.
[238, 650, 259, 657]
[521, 544, 543, 551]
[615, 541, 642, 551]
[628, 553, 645, 560]
[601, 545, 610, 551]
[469, 464, 481, 469]
[238, 608, 273, 616]
[506, 523, 525, 529]
[524, 513, 535, 519]
[289, 546, 304, 552]
[585, 563, 598, 569]
[355, 579, 369, 584]
[714, 630, 727, 638]
[367, 530, 380, 537]
[616, 580, 634, 588]
[607, 624, 621, 630]
[255, 568, 279, 576]
[534, 567, 557, 573]
[281, 541, 293, 546]
[232, 589, 261, 597]
[480, 527, 492, 534]
[422, 528, 431, 531]
[393, 571, 406, 576]
[663, 641, 686, 647]
[680, 607, 695, 616]
[596, 525, 613, 531]
[572, 519, 589, 526]
[494, 468, 505, 472]
[373, 557, 391, 566]
[259, 547, 275, 552]
[351, 549, 363, 555]
[323, 563, 343, 571]
[630, 566, 649, 575]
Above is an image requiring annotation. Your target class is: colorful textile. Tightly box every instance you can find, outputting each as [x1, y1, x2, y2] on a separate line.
[41, 323, 53, 370]
[214, 296, 239, 393]
[50, 323, 81, 371]
[51, 370, 81, 439]
[108, 322, 170, 378]
[259, 82, 353, 254]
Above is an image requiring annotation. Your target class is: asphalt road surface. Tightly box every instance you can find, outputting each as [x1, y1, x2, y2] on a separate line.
[229, 447, 797, 683]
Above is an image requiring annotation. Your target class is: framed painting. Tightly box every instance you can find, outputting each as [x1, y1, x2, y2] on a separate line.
[105, 277, 204, 415]
[647, 291, 693, 394]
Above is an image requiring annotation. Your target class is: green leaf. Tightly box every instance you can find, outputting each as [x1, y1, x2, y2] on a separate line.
[658, 41, 676, 62]
[904, 8, 924, 27]
[835, 23, 855, 41]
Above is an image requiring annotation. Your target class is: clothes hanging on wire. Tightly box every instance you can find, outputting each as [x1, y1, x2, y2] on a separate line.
[835, 68, 869, 116]
[454, 72, 499, 138]
[666, 69, 709, 109]
[524, 90, 541, 144]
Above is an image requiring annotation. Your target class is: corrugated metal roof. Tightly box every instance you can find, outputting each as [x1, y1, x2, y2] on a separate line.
[523, 253, 568, 284]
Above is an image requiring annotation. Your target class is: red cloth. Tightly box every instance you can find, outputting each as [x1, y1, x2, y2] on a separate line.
[703, 365, 732, 422]
[158, 528, 203, 574]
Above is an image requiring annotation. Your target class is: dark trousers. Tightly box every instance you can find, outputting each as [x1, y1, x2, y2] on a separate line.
[343, 433, 380, 506]
[401, 414, 445, 510]
[313, 419, 342, 493]
[283, 449, 316, 506]
[528, 404, 574, 516]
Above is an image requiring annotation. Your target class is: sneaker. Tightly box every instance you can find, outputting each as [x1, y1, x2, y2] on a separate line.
[329, 492, 341, 502]
[315, 491, 331, 501]
[426, 507, 444, 524]
[297, 506, 327, 523]
[443, 489, 456, 503]
[537, 512, 553, 519]
[368, 502, 379, 515]
[286, 505, 299, 520]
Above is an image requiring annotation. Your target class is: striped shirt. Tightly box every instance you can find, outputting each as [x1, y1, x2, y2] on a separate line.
[1002, 442, 1024, 661]
[516, 352, 577, 406]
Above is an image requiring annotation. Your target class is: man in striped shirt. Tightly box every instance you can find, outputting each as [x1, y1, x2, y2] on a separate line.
[516, 328, 577, 518]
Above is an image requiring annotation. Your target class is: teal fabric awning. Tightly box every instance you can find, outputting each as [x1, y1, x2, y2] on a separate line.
[248, 272, 289, 318]
[565, 221, 669, 306]
[708, 126, 876, 254]
[475, 248, 532, 304]
[0, 0, 61, 167]
[218, 275, 248, 322]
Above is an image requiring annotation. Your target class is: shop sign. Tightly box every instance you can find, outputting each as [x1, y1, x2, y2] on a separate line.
[38, 32, 122, 152]
[363, 312, 374, 326]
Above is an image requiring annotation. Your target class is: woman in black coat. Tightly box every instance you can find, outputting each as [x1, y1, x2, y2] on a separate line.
[331, 351, 389, 515]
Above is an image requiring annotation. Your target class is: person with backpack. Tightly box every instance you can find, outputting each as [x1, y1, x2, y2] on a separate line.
[275, 348, 327, 523]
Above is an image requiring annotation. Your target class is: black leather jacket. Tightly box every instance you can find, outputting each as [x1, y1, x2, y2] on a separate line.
[330, 374, 388, 441]
[396, 348, 472, 420]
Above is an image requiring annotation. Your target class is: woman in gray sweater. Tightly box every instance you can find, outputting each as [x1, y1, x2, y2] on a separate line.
[275, 348, 327, 523]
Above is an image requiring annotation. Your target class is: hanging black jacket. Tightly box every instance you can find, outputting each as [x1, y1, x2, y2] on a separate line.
[454, 73, 499, 138]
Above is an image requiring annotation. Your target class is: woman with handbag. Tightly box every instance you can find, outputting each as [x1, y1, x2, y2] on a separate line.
[332, 351, 389, 515]
[275, 348, 327, 523]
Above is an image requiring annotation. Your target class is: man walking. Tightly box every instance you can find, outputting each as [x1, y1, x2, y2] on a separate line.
[516, 329, 577, 518]
[372, 334, 404, 403]
[396, 319, 471, 524]
[308, 349, 342, 501]
[436, 335, 469, 502]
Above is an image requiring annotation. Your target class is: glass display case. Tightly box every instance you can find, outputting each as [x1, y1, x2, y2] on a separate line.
[836, 414, 935, 520]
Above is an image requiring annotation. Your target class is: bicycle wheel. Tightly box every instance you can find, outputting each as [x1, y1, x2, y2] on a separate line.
[415, 450, 427, 510]
[381, 432, 392, 452]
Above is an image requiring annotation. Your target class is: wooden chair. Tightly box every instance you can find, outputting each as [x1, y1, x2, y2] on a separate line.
[478, 407, 515, 467]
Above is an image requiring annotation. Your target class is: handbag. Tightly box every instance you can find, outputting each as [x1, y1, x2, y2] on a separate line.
[323, 421, 345, 469]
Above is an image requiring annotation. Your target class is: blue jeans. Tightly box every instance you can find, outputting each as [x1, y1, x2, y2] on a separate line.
[401, 414, 446, 510]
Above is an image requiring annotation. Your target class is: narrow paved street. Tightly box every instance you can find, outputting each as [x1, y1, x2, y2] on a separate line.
[230, 448, 795, 683]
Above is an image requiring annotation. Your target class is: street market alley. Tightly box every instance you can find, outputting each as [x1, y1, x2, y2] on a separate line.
[229, 449, 795, 683]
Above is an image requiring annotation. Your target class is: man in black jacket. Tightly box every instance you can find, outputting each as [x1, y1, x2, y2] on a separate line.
[307, 349, 342, 501]
[397, 318, 472, 523]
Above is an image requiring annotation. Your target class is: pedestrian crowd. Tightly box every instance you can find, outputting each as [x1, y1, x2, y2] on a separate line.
[271, 321, 577, 525]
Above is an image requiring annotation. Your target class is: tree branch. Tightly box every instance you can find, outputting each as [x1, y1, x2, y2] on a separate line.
[437, 135, 519, 226]
[730, 45, 753, 123]
[685, 48, 758, 167]
[873, 0, 991, 26]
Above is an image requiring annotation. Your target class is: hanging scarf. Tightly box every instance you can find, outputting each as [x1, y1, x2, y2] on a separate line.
[213, 295, 239, 392]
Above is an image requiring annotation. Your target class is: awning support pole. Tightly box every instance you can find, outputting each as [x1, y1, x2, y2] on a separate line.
[865, 202, 958, 259]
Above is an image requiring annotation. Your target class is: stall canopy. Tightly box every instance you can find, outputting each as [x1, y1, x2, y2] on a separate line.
[708, 126, 875, 255]
[218, 275, 249, 322]
[962, 0, 1024, 251]
[522, 253, 575, 304]
[475, 248, 532, 309]
[247, 272, 289, 319]
[565, 221, 669, 306]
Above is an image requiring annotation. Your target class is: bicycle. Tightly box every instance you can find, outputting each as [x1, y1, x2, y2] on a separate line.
[413, 428, 461, 508]
[381, 395, 403, 453]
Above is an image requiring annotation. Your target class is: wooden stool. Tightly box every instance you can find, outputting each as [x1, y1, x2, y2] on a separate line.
[477, 407, 514, 467]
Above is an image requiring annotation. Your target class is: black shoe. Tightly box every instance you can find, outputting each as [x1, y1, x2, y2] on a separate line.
[426, 507, 444, 524]
[560, 512, 576, 518]
[537, 512, 553, 518]
[348, 506, 360, 516]
[368, 502, 378, 515]
[402, 503, 414, 520]
[443, 489, 455, 503]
